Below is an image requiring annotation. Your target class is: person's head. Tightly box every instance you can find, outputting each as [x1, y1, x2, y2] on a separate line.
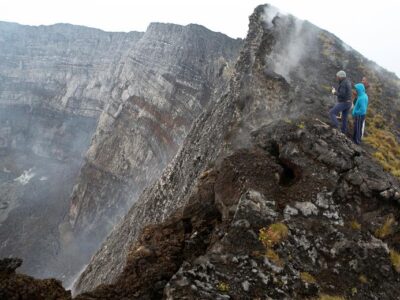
[336, 70, 346, 81]
[354, 83, 366, 95]
[362, 76, 368, 85]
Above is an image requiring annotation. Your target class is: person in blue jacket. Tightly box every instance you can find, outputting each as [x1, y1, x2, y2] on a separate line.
[352, 83, 369, 144]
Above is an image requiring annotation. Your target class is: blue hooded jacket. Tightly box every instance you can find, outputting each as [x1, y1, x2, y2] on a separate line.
[352, 83, 368, 116]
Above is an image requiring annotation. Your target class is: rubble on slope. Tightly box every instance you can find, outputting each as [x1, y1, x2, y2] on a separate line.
[2, 119, 399, 299]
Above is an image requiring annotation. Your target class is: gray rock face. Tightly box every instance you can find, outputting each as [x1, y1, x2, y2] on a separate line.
[0, 20, 241, 284]
[74, 4, 400, 294]
[0, 22, 143, 280]
[62, 23, 241, 284]
[0, 21, 143, 116]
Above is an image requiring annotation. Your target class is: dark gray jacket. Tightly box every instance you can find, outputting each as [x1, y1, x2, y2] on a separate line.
[336, 78, 352, 102]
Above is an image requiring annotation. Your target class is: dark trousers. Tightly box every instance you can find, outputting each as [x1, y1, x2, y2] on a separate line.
[329, 101, 352, 134]
[353, 115, 366, 144]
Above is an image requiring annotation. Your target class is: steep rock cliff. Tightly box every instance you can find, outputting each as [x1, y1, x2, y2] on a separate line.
[0, 22, 142, 279]
[74, 3, 400, 296]
[0, 21, 242, 284]
[57, 23, 241, 284]
[0, 21, 143, 115]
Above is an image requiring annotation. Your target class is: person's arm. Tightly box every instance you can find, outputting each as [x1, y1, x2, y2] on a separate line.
[352, 97, 360, 116]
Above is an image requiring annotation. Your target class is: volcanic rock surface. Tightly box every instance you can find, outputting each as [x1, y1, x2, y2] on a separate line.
[73, 3, 400, 297]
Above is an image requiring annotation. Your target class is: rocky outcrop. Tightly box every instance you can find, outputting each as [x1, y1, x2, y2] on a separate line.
[3, 119, 400, 299]
[74, 3, 400, 296]
[0, 20, 242, 284]
[0, 258, 70, 300]
[162, 119, 400, 299]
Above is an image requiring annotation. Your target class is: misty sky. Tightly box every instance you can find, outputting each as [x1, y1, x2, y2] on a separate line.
[0, 0, 399, 77]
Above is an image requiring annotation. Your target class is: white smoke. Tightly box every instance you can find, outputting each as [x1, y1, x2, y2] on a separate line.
[262, 5, 281, 28]
[67, 264, 88, 296]
[262, 6, 310, 83]
[273, 20, 306, 82]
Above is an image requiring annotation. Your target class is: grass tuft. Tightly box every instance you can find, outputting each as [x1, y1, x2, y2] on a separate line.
[359, 274, 368, 284]
[216, 282, 230, 293]
[390, 249, 400, 273]
[375, 216, 395, 239]
[364, 113, 400, 178]
[317, 295, 345, 300]
[350, 220, 361, 230]
[259, 223, 289, 247]
[265, 248, 284, 267]
[300, 272, 316, 284]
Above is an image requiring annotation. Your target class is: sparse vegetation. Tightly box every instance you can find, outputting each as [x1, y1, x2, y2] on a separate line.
[319, 32, 336, 59]
[300, 272, 316, 284]
[350, 220, 361, 230]
[374, 215, 395, 239]
[266, 248, 284, 267]
[364, 113, 400, 178]
[317, 295, 345, 300]
[259, 223, 289, 247]
[297, 121, 305, 129]
[390, 249, 400, 273]
[259, 223, 289, 267]
[216, 282, 230, 293]
[359, 274, 368, 284]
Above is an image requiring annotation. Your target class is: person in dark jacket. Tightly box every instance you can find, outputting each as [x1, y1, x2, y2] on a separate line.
[329, 70, 353, 133]
[352, 83, 369, 144]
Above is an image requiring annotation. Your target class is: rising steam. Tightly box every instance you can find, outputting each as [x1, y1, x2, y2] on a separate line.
[262, 6, 315, 83]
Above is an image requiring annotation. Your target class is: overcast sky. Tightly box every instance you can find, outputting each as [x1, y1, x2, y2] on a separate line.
[0, 0, 399, 77]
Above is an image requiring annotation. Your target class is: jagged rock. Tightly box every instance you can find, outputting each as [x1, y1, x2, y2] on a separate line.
[315, 190, 332, 209]
[295, 202, 319, 217]
[0, 258, 22, 274]
[284, 205, 299, 220]
[0, 258, 70, 300]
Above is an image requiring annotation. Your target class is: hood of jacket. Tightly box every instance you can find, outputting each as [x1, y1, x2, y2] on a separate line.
[354, 83, 366, 96]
